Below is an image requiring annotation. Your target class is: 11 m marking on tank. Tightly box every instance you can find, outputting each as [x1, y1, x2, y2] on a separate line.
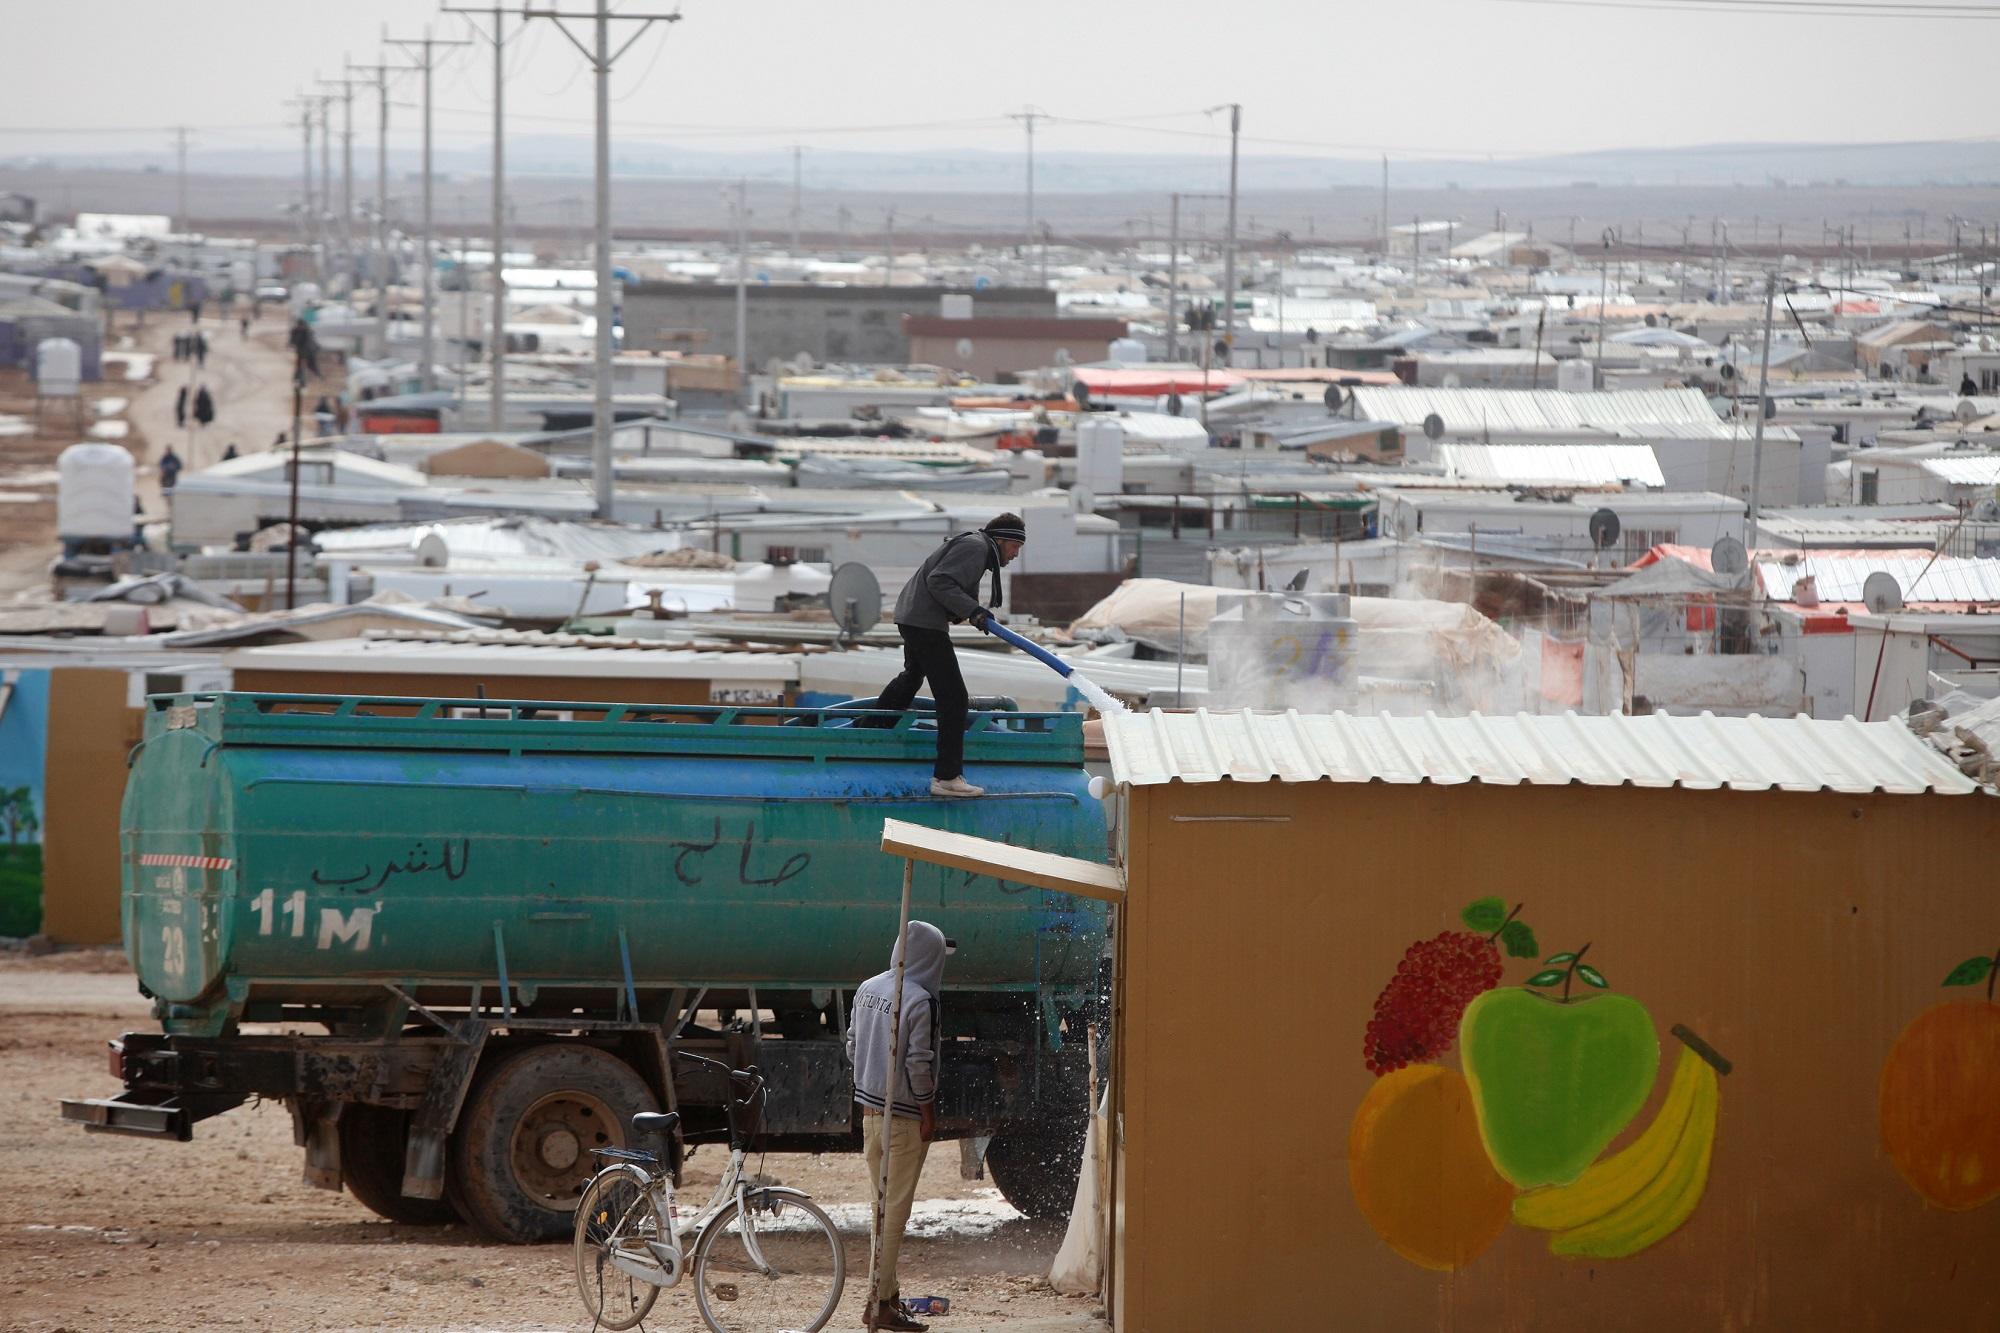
[251, 888, 376, 952]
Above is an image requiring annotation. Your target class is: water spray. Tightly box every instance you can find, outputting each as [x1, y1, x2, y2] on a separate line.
[978, 618, 1129, 716]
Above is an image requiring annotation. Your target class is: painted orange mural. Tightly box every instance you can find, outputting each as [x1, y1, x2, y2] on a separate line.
[1351, 920, 1734, 1270]
[1348, 1065, 1515, 1271]
[1879, 946, 2000, 1212]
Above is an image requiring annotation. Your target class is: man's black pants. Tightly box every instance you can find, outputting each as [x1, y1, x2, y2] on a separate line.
[877, 624, 968, 780]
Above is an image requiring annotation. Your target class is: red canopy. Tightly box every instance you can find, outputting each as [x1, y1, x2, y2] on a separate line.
[1071, 366, 1245, 396]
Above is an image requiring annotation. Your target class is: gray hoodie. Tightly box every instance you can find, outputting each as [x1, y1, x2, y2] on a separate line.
[892, 532, 1002, 630]
[846, 920, 947, 1119]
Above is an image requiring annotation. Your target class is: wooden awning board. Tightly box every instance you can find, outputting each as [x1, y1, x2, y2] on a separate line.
[880, 817, 1125, 903]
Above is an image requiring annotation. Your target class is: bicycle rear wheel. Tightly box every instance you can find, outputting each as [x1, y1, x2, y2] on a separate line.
[573, 1167, 666, 1331]
[692, 1190, 846, 1333]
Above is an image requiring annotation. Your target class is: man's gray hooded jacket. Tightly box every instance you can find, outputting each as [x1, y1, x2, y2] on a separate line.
[892, 532, 1002, 630]
[847, 920, 946, 1119]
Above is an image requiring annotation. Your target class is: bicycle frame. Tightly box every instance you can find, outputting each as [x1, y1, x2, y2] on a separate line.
[600, 1143, 795, 1288]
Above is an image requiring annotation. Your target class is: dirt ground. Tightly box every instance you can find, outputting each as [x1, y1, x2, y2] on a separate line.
[0, 305, 326, 602]
[0, 950, 1106, 1333]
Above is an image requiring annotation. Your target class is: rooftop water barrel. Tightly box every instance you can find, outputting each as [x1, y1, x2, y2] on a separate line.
[36, 337, 81, 397]
[1557, 357, 1595, 393]
[57, 442, 135, 541]
[1207, 591, 1358, 711]
[1074, 415, 1125, 499]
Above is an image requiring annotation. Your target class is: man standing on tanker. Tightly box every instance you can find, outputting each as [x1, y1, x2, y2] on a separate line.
[875, 513, 1025, 798]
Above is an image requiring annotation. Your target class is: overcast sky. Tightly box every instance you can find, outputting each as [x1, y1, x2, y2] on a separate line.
[3, 0, 1993, 164]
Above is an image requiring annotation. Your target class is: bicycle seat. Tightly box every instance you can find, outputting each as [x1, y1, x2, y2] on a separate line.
[632, 1110, 680, 1139]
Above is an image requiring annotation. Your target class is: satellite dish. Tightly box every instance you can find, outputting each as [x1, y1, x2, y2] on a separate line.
[1054, 347, 1073, 366]
[763, 356, 786, 378]
[1710, 535, 1748, 574]
[1719, 362, 1737, 381]
[1323, 384, 1344, 411]
[790, 352, 815, 373]
[1956, 398, 1980, 424]
[1422, 413, 1446, 442]
[1863, 571, 1904, 615]
[1213, 338, 1230, 362]
[955, 337, 975, 360]
[1166, 392, 1183, 417]
[1588, 507, 1621, 550]
[827, 562, 882, 645]
[1763, 396, 1777, 420]
[1072, 379, 1092, 408]
[1644, 313, 1659, 328]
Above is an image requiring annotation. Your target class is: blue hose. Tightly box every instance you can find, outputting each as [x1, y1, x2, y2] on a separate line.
[978, 617, 1075, 679]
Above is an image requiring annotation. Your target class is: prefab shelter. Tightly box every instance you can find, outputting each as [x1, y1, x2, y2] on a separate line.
[1091, 709, 1998, 1331]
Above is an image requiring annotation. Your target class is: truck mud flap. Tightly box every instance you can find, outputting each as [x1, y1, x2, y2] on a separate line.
[402, 1023, 487, 1201]
[60, 1090, 245, 1141]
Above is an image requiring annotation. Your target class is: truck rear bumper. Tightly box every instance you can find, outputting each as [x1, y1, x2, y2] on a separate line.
[60, 1092, 221, 1141]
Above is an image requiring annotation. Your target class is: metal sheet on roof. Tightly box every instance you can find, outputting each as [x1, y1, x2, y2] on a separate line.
[1920, 454, 2000, 485]
[1350, 386, 1722, 434]
[1104, 709, 1979, 795]
[1438, 442, 1665, 489]
[1751, 553, 2000, 603]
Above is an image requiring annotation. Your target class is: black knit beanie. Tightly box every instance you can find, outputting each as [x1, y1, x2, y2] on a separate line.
[984, 512, 1026, 543]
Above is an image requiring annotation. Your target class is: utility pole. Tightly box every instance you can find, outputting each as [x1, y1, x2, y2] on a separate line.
[1008, 107, 1042, 280]
[283, 98, 316, 253]
[523, 0, 683, 519]
[1219, 102, 1241, 348]
[443, 4, 515, 432]
[884, 208, 896, 287]
[317, 72, 357, 288]
[1380, 154, 1389, 259]
[790, 145, 803, 254]
[387, 27, 473, 395]
[1745, 272, 1777, 545]
[732, 179, 748, 396]
[347, 57, 399, 358]
[317, 96, 333, 282]
[170, 126, 191, 234]
[1166, 193, 1180, 362]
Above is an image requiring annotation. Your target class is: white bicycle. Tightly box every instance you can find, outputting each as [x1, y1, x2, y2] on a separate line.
[573, 1052, 846, 1333]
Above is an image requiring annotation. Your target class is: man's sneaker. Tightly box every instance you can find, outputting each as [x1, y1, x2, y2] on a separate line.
[929, 776, 985, 798]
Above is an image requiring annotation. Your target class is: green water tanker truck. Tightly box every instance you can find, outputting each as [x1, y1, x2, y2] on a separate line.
[62, 693, 1111, 1242]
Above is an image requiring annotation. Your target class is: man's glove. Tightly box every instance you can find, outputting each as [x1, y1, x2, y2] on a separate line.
[968, 607, 993, 631]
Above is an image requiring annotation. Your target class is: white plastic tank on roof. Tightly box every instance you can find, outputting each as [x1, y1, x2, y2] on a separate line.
[1110, 337, 1147, 363]
[1557, 358, 1595, 394]
[1207, 591, 1357, 711]
[36, 337, 81, 397]
[1074, 416, 1125, 500]
[57, 442, 135, 540]
[939, 294, 973, 320]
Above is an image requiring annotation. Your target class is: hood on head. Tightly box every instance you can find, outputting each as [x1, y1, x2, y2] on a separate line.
[890, 919, 949, 995]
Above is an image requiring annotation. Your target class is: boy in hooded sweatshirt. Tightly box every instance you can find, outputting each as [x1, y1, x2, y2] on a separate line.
[846, 920, 949, 1332]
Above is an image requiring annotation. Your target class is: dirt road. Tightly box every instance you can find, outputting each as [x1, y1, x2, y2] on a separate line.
[0, 952, 1103, 1333]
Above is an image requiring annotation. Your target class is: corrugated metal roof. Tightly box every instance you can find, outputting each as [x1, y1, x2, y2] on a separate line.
[1438, 442, 1666, 488]
[1104, 709, 1981, 795]
[1751, 553, 2000, 603]
[1920, 454, 2000, 485]
[1350, 386, 1722, 434]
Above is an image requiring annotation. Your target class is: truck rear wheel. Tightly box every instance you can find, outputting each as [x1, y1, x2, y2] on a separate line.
[986, 1119, 1087, 1221]
[450, 1045, 659, 1244]
[339, 1104, 459, 1226]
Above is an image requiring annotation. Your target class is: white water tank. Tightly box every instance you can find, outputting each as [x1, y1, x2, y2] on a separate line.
[1557, 358, 1595, 393]
[1110, 337, 1147, 364]
[57, 442, 135, 541]
[1207, 591, 1358, 711]
[1074, 416, 1125, 499]
[940, 294, 973, 320]
[36, 337, 81, 397]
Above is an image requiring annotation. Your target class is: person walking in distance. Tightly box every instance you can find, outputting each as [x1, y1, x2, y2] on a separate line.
[874, 513, 1026, 798]
[847, 920, 949, 1333]
[157, 446, 183, 493]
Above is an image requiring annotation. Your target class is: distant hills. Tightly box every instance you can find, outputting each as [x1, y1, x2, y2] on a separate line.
[7, 135, 1998, 193]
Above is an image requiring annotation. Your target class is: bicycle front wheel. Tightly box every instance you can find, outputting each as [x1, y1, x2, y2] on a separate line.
[692, 1190, 846, 1333]
[573, 1167, 666, 1332]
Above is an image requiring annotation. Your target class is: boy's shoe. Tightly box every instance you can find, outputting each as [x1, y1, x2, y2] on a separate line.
[869, 1300, 929, 1332]
[929, 776, 985, 798]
